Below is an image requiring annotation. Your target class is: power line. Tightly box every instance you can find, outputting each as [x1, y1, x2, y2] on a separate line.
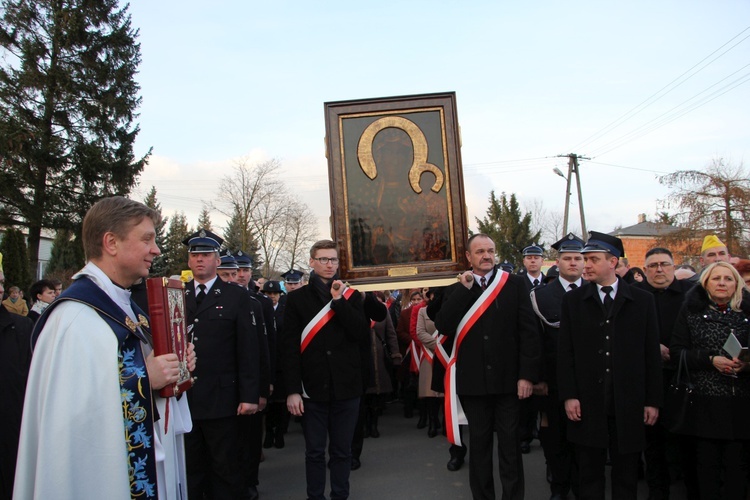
[590, 69, 750, 157]
[585, 160, 671, 174]
[567, 25, 750, 153]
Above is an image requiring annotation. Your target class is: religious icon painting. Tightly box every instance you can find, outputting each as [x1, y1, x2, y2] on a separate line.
[324, 92, 469, 290]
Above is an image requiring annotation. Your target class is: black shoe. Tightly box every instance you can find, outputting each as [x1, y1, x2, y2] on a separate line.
[370, 427, 380, 438]
[263, 431, 274, 449]
[245, 485, 259, 500]
[520, 441, 531, 454]
[417, 414, 428, 429]
[351, 458, 361, 470]
[447, 456, 464, 471]
[274, 433, 285, 449]
[549, 495, 566, 500]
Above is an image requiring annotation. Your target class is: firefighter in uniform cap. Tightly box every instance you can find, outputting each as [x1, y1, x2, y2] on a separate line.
[182, 229, 261, 499]
[217, 250, 239, 282]
[557, 231, 662, 499]
[260, 279, 289, 450]
[529, 233, 585, 499]
[231, 249, 274, 499]
[520, 244, 546, 292]
[281, 269, 305, 295]
[518, 243, 545, 454]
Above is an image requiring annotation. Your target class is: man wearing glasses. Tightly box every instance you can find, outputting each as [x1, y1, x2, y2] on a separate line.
[284, 240, 368, 500]
[633, 247, 696, 500]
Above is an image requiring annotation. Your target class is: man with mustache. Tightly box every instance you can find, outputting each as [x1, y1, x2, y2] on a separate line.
[435, 233, 541, 500]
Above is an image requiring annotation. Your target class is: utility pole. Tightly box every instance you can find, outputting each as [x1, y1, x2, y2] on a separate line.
[555, 153, 589, 237]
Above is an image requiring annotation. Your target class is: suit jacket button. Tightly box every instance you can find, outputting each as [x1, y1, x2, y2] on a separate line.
[194, 318, 199, 323]
[486, 365, 492, 370]
[326, 350, 332, 355]
[598, 349, 603, 354]
[484, 335, 489, 340]
[598, 378, 603, 384]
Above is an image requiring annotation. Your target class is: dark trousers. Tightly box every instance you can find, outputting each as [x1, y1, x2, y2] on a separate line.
[694, 437, 748, 500]
[538, 393, 577, 497]
[302, 397, 360, 500]
[460, 394, 524, 500]
[575, 417, 639, 500]
[644, 419, 670, 499]
[240, 412, 263, 487]
[186, 416, 243, 499]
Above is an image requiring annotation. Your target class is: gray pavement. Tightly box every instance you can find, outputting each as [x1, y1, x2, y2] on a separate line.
[257, 402, 686, 499]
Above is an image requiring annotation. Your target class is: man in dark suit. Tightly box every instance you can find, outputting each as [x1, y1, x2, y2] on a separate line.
[183, 229, 260, 499]
[518, 243, 546, 453]
[435, 233, 540, 500]
[633, 247, 696, 500]
[284, 240, 368, 500]
[530, 233, 585, 500]
[557, 231, 662, 499]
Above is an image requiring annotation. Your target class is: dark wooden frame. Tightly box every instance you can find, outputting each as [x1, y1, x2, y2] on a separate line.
[324, 92, 468, 290]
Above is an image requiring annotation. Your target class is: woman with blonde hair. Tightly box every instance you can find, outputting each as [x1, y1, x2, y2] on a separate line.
[669, 261, 750, 499]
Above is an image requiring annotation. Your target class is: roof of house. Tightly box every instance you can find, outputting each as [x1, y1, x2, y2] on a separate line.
[610, 221, 682, 238]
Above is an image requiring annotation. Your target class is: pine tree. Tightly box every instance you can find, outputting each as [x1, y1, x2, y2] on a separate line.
[162, 212, 189, 277]
[475, 191, 541, 268]
[45, 229, 84, 280]
[0, 228, 31, 291]
[223, 206, 261, 273]
[197, 207, 213, 232]
[143, 187, 168, 277]
[0, 0, 149, 275]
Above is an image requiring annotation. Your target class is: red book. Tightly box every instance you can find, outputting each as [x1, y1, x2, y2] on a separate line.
[146, 277, 194, 397]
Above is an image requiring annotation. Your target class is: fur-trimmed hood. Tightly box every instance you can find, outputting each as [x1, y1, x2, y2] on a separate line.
[684, 281, 750, 316]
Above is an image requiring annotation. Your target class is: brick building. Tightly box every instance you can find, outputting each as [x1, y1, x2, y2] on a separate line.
[609, 214, 702, 269]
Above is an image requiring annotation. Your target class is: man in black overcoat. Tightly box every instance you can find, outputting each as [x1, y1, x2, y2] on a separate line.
[557, 231, 662, 499]
[435, 233, 540, 500]
[529, 233, 585, 499]
[183, 229, 260, 499]
[632, 247, 696, 500]
[284, 240, 368, 500]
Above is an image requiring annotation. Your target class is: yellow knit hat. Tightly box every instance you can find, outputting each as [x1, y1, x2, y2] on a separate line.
[701, 234, 725, 253]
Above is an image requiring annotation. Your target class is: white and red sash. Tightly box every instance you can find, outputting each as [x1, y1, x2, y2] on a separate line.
[406, 340, 422, 373]
[443, 270, 509, 446]
[300, 286, 356, 353]
[423, 330, 446, 365]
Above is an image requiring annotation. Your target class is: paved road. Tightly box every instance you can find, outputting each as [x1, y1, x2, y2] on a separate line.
[256, 401, 688, 499]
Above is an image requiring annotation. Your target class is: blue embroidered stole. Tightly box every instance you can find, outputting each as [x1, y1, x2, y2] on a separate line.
[32, 277, 158, 499]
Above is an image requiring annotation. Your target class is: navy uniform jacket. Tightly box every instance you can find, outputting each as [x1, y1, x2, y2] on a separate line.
[530, 278, 568, 389]
[186, 278, 260, 419]
[435, 267, 541, 395]
[283, 283, 368, 402]
[557, 278, 662, 454]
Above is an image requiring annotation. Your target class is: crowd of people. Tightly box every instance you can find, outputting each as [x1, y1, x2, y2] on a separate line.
[1, 195, 749, 500]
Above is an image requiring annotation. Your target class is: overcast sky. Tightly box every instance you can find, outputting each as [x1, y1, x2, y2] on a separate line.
[127, 1, 750, 244]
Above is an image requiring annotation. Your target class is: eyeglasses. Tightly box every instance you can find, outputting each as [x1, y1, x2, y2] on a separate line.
[645, 262, 674, 270]
[312, 257, 339, 265]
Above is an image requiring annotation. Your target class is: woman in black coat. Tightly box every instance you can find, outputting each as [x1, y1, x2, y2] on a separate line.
[669, 262, 750, 499]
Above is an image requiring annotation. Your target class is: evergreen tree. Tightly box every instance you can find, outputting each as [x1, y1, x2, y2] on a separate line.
[197, 207, 213, 232]
[162, 212, 189, 277]
[475, 191, 541, 269]
[0, 228, 31, 291]
[45, 229, 84, 278]
[143, 187, 168, 276]
[0, 0, 149, 274]
[223, 206, 261, 272]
